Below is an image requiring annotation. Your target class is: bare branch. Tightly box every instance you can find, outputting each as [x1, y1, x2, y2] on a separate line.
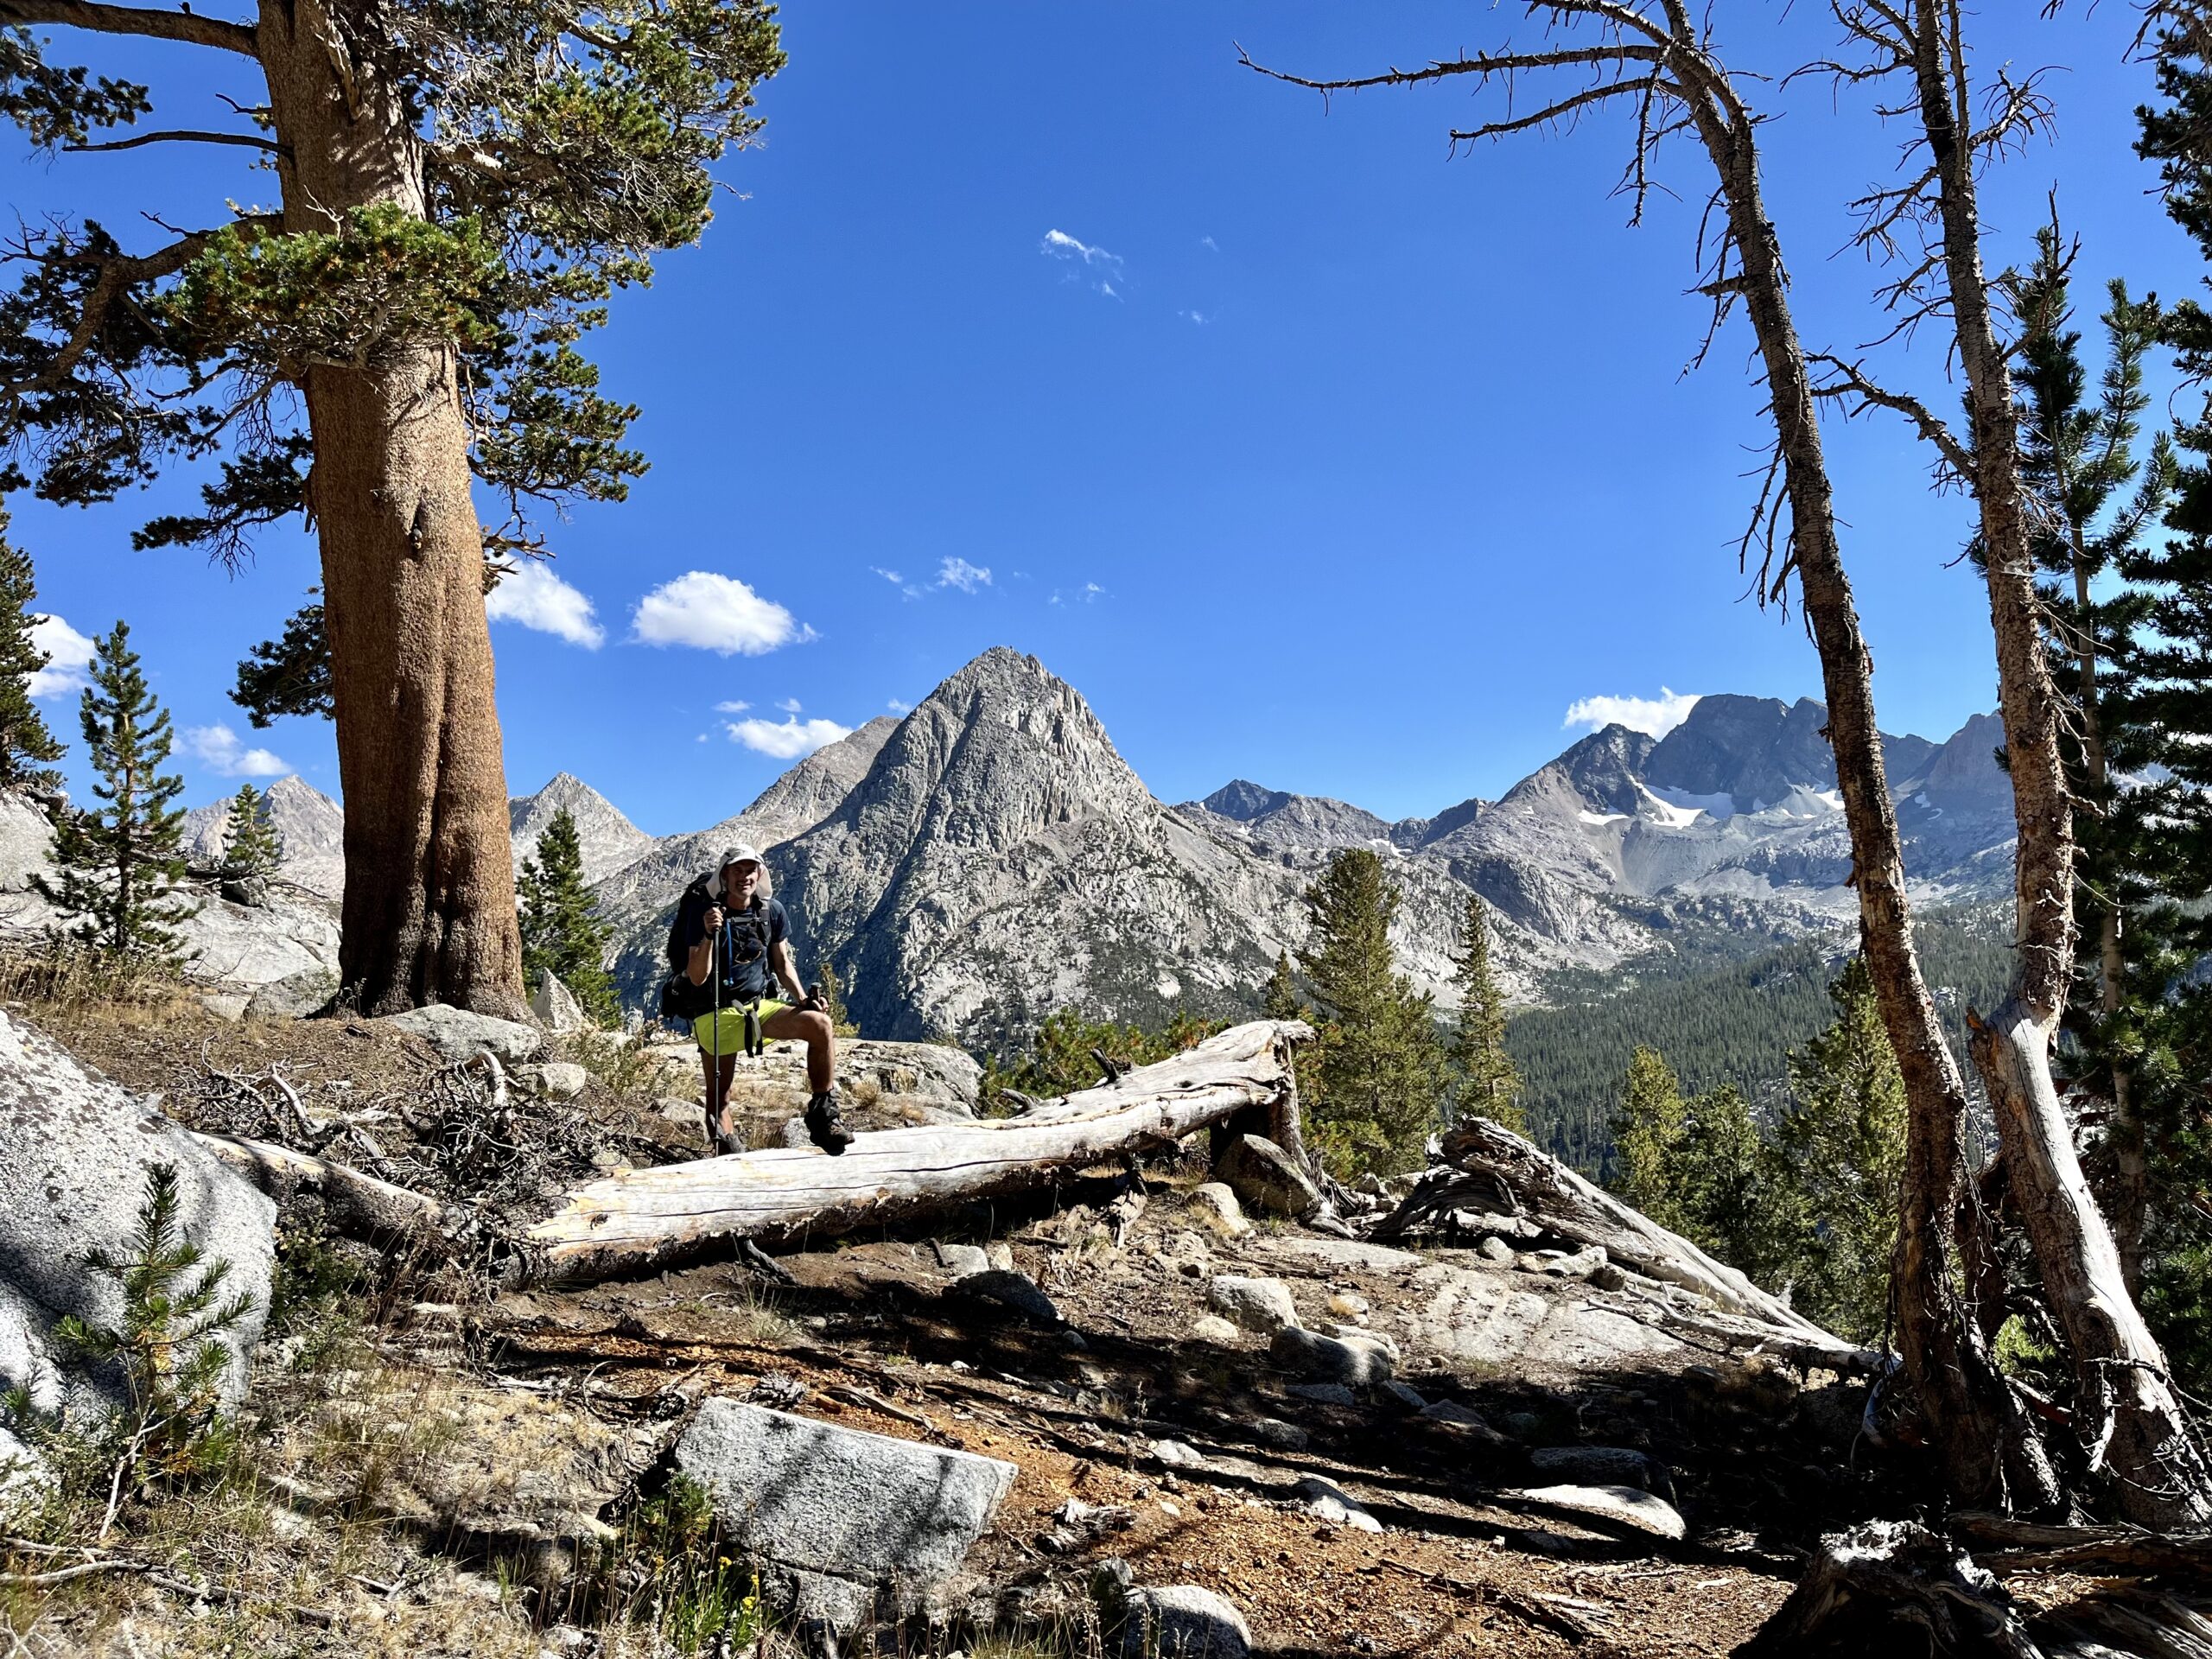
[65, 128, 283, 156]
[0, 0, 257, 59]
[1235, 41, 1667, 99]
[1808, 352, 1976, 478]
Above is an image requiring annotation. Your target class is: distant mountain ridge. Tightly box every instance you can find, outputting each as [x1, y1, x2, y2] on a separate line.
[173, 658, 2020, 1049]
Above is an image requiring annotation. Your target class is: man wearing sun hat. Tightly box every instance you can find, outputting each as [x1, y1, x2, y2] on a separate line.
[682, 844, 852, 1158]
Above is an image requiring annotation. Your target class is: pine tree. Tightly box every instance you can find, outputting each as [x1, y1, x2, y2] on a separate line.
[1262, 948, 1302, 1021]
[1297, 849, 1446, 1176]
[1996, 220, 2174, 1292]
[218, 785, 283, 880]
[517, 808, 616, 1027]
[1768, 956, 1910, 1343]
[817, 961, 857, 1038]
[1674, 1083, 1773, 1274]
[33, 623, 194, 960]
[1610, 1046, 1689, 1234]
[1446, 893, 1524, 1134]
[0, 509, 62, 796]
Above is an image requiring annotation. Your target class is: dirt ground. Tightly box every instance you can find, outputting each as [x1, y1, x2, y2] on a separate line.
[0, 997, 2026, 1657]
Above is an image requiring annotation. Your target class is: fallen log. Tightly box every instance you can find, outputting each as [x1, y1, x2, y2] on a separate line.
[1746, 1518, 2212, 1658]
[1376, 1116, 1855, 1356]
[505, 1019, 1312, 1287]
[189, 1130, 448, 1242]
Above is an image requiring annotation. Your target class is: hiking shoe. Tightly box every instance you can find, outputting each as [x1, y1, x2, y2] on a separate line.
[704, 1104, 744, 1158]
[804, 1090, 854, 1156]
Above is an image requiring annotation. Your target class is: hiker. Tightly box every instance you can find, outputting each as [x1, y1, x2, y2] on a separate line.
[680, 845, 853, 1159]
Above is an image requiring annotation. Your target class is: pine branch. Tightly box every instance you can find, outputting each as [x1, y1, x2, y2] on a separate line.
[0, 0, 257, 58]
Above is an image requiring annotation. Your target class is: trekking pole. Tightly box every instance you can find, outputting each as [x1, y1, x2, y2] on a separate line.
[710, 904, 721, 1132]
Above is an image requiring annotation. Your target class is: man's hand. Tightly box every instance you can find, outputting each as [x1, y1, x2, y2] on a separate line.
[703, 905, 724, 933]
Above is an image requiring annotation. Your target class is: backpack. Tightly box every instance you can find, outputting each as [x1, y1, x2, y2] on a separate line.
[657, 875, 778, 1025]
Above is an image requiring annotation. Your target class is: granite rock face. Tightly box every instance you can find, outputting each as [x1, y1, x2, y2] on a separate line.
[672, 1399, 1017, 1629]
[0, 1013, 276, 1427]
[768, 651, 1306, 1047]
[509, 772, 657, 883]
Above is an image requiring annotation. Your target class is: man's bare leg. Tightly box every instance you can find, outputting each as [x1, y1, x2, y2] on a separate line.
[763, 1007, 849, 1153]
[762, 1007, 835, 1094]
[700, 1046, 741, 1153]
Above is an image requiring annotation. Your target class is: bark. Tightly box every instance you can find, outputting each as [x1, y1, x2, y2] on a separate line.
[190, 1128, 449, 1241]
[505, 1020, 1311, 1286]
[257, 0, 524, 1018]
[1664, 48, 2048, 1510]
[2071, 543, 2144, 1296]
[1906, 0, 2212, 1527]
[1378, 1116, 1857, 1353]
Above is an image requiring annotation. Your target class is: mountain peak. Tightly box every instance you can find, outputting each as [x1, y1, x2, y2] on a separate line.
[509, 771, 652, 882]
[1203, 779, 1291, 822]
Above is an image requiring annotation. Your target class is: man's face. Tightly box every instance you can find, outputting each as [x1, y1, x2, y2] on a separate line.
[724, 861, 760, 902]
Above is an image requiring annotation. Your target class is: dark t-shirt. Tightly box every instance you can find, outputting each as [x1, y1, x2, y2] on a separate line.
[685, 895, 787, 1004]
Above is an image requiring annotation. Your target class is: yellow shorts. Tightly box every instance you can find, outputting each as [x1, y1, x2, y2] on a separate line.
[693, 1003, 789, 1057]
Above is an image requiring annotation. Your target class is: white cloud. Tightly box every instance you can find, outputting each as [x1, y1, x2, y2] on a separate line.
[1179, 309, 1208, 324]
[714, 700, 751, 714]
[725, 715, 854, 760]
[1200, 235, 1219, 251]
[631, 571, 811, 656]
[1042, 228, 1121, 270]
[887, 698, 911, 713]
[485, 560, 604, 648]
[1043, 228, 1124, 298]
[185, 722, 289, 779]
[869, 566, 904, 585]
[776, 696, 803, 714]
[937, 556, 992, 594]
[27, 614, 95, 698]
[1562, 688, 1701, 739]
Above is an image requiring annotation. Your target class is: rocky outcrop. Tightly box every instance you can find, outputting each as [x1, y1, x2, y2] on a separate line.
[0, 1013, 276, 1427]
[673, 1398, 1017, 1629]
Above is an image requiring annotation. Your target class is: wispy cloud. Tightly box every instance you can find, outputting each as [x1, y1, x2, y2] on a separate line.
[887, 698, 911, 714]
[1042, 228, 1120, 270]
[725, 715, 853, 760]
[1050, 582, 1106, 607]
[1042, 228, 1124, 298]
[185, 722, 288, 779]
[776, 696, 803, 714]
[27, 614, 94, 699]
[1563, 688, 1700, 739]
[1179, 309, 1207, 324]
[631, 572, 814, 656]
[714, 700, 751, 714]
[1199, 235, 1218, 251]
[486, 561, 604, 648]
[869, 566, 903, 585]
[937, 557, 992, 594]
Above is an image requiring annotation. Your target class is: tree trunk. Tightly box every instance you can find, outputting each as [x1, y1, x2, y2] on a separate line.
[2072, 543, 2144, 1296]
[257, 0, 524, 1018]
[1908, 0, 2212, 1528]
[506, 1020, 1311, 1286]
[1673, 71, 2050, 1512]
[191, 1128, 449, 1242]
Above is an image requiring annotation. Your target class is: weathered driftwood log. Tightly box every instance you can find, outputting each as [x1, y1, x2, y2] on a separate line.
[1747, 1518, 2212, 1658]
[1377, 1116, 1852, 1354]
[190, 1129, 448, 1242]
[1949, 1511, 2212, 1580]
[507, 1020, 1313, 1286]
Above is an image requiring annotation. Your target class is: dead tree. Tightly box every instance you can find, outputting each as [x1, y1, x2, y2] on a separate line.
[1242, 0, 2050, 1514]
[508, 1019, 1313, 1285]
[1803, 0, 2212, 1528]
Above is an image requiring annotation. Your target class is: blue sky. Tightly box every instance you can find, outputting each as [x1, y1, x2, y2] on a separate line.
[8, 3, 2200, 830]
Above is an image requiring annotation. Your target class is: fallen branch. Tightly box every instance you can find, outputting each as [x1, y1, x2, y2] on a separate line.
[1378, 1116, 1858, 1356]
[507, 1020, 1312, 1287]
[189, 1129, 450, 1242]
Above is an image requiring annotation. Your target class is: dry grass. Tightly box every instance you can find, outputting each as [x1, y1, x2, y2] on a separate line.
[0, 943, 196, 1025]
